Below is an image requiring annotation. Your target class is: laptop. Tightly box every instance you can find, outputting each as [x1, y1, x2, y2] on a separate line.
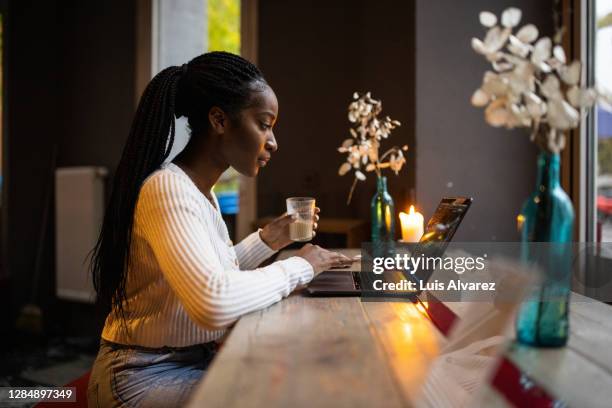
[305, 197, 473, 297]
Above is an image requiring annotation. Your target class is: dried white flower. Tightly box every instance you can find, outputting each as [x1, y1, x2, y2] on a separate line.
[341, 138, 354, 148]
[501, 7, 522, 28]
[338, 92, 407, 204]
[516, 24, 539, 43]
[567, 86, 597, 108]
[485, 98, 510, 127]
[471, 7, 610, 153]
[479, 11, 497, 27]
[559, 61, 581, 86]
[484, 26, 511, 54]
[525, 92, 547, 119]
[481, 72, 508, 96]
[541, 74, 562, 99]
[531, 37, 552, 68]
[553, 45, 566, 64]
[471, 89, 490, 107]
[471, 38, 487, 55]
[338, 162, 351, 176]
[548, 99, 579, 130]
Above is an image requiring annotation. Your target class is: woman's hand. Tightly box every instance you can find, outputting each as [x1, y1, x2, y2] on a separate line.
[259, 208, 320, 251]
[296, 244, 353, 276]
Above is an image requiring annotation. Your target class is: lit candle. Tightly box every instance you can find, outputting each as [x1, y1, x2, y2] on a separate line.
[399, 205, 424, 242]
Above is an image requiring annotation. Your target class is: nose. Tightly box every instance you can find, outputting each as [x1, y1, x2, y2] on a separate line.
[265, 133, 278, 152]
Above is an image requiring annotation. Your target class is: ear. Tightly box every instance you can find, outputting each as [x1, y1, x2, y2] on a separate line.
[208, 107, 227, 134]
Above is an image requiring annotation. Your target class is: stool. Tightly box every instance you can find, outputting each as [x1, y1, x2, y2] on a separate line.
[35, 370, 90, 408]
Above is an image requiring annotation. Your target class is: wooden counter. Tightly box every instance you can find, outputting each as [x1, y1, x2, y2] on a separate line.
[188, 249, 612, 408]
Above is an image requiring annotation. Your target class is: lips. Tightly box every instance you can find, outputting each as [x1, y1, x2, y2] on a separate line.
[258, 156, 271, 167]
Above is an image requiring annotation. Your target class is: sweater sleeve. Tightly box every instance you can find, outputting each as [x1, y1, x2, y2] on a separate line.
[137, 172, 314, 330]
[233, 229, 277, 270]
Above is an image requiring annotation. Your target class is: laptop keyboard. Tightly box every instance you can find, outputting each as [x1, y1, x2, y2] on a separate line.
[352, 272, 362, 290]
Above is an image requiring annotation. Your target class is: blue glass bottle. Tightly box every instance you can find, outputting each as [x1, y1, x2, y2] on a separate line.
[371, 176, 395, 256]
[516, 152, 574, 347]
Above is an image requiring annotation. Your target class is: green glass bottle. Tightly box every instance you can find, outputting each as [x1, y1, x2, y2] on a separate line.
[516, 152, 574, 347]
[371, 176, 396, 252]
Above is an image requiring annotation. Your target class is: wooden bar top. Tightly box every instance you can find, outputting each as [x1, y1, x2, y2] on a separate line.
[188, 249, 612, 408]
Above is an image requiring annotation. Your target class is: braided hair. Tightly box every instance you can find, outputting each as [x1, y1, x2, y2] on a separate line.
[90, 52, 267, 332]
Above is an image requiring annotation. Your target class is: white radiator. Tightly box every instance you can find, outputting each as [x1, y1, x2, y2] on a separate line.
[55, 167, 107, 303]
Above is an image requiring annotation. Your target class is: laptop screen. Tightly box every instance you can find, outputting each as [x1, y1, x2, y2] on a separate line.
[408, 197, 472, 284]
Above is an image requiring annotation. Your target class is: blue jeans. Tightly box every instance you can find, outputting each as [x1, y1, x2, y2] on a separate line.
[87, 339, 217, 408]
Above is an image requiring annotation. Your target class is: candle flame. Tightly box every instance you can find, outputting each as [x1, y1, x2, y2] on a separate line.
[409, 205, 415, 215]
[516, 214, 525, 231]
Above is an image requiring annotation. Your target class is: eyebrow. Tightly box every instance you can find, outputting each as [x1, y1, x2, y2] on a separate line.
[258, 112, 277, 121]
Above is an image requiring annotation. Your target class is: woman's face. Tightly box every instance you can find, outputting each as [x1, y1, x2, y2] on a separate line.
[221, 85, 279, 177]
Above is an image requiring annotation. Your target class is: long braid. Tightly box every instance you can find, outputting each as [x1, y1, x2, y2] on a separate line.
[92, 65, 183, 332]
[90, 52, 266, 336]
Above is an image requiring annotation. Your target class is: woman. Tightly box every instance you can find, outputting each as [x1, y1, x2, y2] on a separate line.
[87, 51, 350, 407]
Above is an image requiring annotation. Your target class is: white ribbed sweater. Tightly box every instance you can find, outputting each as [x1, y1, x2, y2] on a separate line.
[101, 163, 314, 347]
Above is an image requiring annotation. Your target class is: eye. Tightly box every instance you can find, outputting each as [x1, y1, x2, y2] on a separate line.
[260, 122, 272, 130]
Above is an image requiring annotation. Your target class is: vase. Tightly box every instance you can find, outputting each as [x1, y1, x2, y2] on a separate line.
[371, 176, 395, 256]
[515, 151, 574, 347]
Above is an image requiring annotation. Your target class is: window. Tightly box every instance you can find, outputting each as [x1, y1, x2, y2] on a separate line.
[208, 0, 241, 240]
[148, 0, 246, 241]
[208, 0, 240, 54]
[587, 0, 612, 243]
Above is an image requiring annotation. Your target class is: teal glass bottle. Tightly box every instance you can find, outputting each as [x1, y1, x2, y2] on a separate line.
[515, 152, 574, 347]
[371, 176, 396, 249]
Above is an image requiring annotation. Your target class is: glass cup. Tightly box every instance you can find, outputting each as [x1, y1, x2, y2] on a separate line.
[286, 197, 316, 242]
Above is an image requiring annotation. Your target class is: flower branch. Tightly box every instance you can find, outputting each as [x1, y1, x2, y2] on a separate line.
[471, 7, 612, 153]
[337, 92, 408, 204]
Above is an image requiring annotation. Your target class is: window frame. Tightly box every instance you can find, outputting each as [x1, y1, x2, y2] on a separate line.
[584, 0, 597, 243]
[562, 0, 601, 244]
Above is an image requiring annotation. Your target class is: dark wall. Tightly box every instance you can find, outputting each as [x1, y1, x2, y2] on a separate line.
[415, 0, 555, 241]
[5, 0, 135, 335]
[257, 0, 416, 225]
[56, 2, 136, 170]
[2, 0, 60, 338]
